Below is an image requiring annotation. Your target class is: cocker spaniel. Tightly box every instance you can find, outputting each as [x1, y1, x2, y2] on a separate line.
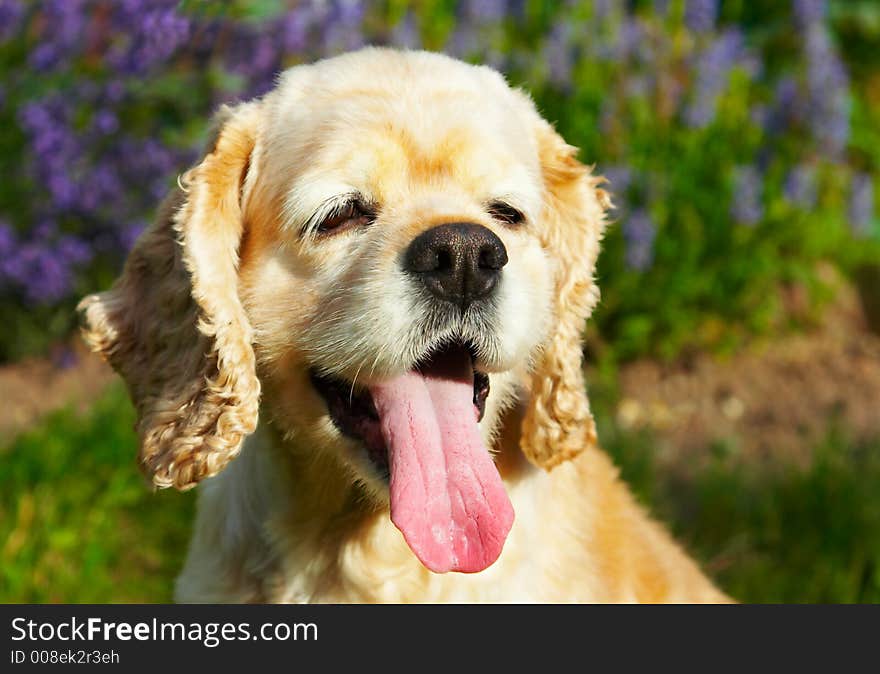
[79, 48, 729, 603]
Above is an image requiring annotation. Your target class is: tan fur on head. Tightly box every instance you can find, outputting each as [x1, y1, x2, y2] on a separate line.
[77, 102, 263, 490]
[520, 118, 610, 471]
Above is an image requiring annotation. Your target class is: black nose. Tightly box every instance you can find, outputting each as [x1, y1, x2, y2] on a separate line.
[404, 223, 508, 309]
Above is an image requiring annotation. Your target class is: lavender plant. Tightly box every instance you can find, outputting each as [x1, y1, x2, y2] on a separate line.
[0, 0, 364, 358]
[0, 0, 877, 362]
[508, 0, 879, 358]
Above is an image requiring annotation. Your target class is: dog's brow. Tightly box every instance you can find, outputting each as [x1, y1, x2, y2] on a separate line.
[299, 191, 364, 237]
[282, 180, 366, 234]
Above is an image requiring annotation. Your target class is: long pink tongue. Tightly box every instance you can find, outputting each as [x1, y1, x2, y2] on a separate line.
[369, 355, 514, 573]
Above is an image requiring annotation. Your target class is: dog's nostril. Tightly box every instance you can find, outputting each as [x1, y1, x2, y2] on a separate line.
[436, 248, 453, 272]
[479, 244, 507, 270]
[404, 222, 507, 309]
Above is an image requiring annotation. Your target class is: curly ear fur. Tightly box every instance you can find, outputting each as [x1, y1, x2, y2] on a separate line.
[520, 119, 610, 471]
[78, 102, 262, 490]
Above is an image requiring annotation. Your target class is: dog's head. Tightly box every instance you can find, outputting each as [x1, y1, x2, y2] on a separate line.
[79, 49, 609, 574]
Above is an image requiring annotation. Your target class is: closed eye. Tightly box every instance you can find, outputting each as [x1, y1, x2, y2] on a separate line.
[487, 200, 526, 227]
[311, 196, 377, 236]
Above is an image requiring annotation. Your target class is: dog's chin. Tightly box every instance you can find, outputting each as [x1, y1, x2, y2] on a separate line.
[309, 339, 491, 487]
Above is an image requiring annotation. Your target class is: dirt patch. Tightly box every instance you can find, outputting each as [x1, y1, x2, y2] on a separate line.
[0, 340, 114, 442]
[609, 277, 880, 465]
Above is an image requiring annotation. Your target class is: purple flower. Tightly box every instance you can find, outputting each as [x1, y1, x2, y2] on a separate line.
[103, 79, 126, 103]
[609, 17, 643, 62]
[108, 1, 192, 74]
[0, 220, 17, 259]
[281, 7, 311, 53]
[27, 0, 88, 70]
[850, 173, 875, 237]
[87, 163, 124, 209]
[320, 0, 366, 54]
[0, 0, 25, 44]
[626, 74, 652, 98]
[57, 235, 93, 266]
[391, 12, 421, 50]
[32, 219, 59, 241]
[1, 223, 91, 303]
[731, 166, 763, 226]
[793, 0, 826, 27]
[18, 97, 91, 211]
[119, 220, 147, 252]
[653, 0, 671, 16]
[685, 29, 746, 128]
[464, 0, 507, 23]
[762, 77, 804, 134]
[29, 43, 61, 71]
[685, 0, 719, 34]
[222, 22, 282, 96]
[774, 77, 800, 111]
[446, 22, 480, 58]
[804, 24, 850, 157]
[603, 166, 632, 214]
[623, 209, 656, 271]
[93, 110, 119, 135]
[4, 242, 73, 304]
[604, 166, 633, 195]
[542, 21, 574, 86]
[784, 165, 817, 209]
[749, 104, 769, 129]
[592, 0, 614, 20]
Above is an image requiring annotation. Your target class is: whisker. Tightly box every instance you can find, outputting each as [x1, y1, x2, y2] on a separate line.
[349, 361, 366, 405]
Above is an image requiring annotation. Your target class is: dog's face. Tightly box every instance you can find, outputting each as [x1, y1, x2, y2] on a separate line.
[240, 52, 554, 490]
[79, 49, 608, 574]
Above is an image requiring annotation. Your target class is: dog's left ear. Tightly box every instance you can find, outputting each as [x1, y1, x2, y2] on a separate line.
[520, 118, 610, 471]
[78, 102, 262, 490]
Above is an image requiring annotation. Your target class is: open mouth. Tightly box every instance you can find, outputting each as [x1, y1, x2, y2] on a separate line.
[309, 340, 513, 574]
[310, 342, 490, 479]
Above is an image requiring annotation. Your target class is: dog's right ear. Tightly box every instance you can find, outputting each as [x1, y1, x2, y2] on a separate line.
[78, 102, 263, 491]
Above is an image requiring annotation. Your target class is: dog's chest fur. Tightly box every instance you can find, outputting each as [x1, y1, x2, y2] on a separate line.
[175, 426, 608, 603]
[173, 424, 727, 603]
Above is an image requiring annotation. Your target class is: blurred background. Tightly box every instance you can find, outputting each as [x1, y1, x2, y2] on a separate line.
[1, 0, 879, 603]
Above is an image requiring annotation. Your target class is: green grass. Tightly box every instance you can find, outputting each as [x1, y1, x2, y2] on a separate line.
[602, 428, 880, 603]
[0, 383, 194, 602]
[2, 385, 879, 603]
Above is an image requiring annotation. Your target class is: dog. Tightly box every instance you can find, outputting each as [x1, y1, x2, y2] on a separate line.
[79, 48, 729, 603]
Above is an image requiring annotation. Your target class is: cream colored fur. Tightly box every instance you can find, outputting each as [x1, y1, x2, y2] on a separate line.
[79, 48, 730, 603]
